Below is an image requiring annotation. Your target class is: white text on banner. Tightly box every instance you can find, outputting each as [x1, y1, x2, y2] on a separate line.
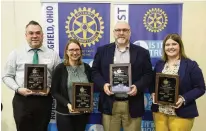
[114, 4, 129, 25]
[42, 3, 59, 54]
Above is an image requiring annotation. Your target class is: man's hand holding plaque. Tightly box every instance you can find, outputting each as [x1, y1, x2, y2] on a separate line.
[18, 87, 50, 96]
[17, 87, 34, 96]
[127, 85, 138, 96]
[104, 83, 113, 96]
[35, 87, 50, 96]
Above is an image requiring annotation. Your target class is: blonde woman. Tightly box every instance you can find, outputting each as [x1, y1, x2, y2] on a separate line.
[51, 39, 92, 131]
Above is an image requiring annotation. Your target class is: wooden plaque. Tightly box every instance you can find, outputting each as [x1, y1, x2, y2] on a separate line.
[24, 64, 47, 93]
[72, 82, 93, 112]
[155, 73, 179, 105]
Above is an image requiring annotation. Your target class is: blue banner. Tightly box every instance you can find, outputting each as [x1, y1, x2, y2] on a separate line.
[130, 4, 182, 66]
[42, 2, 182, 131]
[58, 3, 110, 59]
[129, 4, 182, 40]
[129, 4, 182, 131]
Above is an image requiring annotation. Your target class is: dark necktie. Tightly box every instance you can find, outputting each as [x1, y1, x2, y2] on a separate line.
[32, 49, 39, 64]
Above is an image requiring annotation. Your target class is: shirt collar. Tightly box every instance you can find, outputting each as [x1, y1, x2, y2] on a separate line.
[115, 42, 130, 52]
[26, 44, 45, 52]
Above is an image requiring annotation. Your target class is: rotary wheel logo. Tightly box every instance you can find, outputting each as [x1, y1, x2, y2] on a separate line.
[65, 7, 104, 47]
[143, 8, 168, 33]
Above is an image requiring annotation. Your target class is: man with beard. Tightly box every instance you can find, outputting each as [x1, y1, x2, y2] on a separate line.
[92, 21, 153, 131]
[2, 20, 61, 131]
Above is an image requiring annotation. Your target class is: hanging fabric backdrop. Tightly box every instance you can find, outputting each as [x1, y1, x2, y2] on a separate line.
[42, 2, 182, 131]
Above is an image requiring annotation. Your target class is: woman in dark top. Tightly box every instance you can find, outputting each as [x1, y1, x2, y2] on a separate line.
[51, 39, 92, 131]
[151, 34, 205, 131]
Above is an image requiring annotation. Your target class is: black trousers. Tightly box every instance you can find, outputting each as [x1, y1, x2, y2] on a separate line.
[12, 93, 53, 131]
[56, 113, 89, 131]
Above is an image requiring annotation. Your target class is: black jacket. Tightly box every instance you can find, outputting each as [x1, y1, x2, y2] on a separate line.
[51, 62, 92, 114]
[92, 43, 153, 117]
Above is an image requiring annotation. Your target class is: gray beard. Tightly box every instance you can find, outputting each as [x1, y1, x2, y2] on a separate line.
[115, 38, 129, 45]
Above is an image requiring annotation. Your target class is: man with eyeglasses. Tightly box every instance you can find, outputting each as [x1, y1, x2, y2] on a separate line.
[92, 21, 153, 131]
[2, 20, 61, 131]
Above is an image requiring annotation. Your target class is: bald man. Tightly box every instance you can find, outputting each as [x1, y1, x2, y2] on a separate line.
[92, 21, 153, 131]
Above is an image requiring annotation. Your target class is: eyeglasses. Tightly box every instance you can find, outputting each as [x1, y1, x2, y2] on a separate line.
[114, 28, 130, 33]
[67, 48, 81, 53]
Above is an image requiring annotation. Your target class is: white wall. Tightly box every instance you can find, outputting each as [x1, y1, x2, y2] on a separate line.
[182, 2, 206, 131]
[1, 0, 206, 131]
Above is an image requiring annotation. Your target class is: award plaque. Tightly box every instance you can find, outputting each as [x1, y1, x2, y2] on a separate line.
[155, 73, 179, 105]
[72, 83, 93, 112]
[24, 64, 47, 93]
[110, 63, 131, 93]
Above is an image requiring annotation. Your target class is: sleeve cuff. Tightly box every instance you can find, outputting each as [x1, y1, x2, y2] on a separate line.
[15, 87, 20, 93]
[179, 95, 186, 105]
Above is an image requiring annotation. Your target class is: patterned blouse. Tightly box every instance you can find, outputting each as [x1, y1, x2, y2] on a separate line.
[158, 60, 180, 115]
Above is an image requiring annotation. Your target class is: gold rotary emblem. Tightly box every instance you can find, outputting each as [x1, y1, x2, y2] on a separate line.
[143, 8, 168, 33]
[65, 7, 104, 47]
[163, 79, 169, 85]
[80, 87, 85, 92]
